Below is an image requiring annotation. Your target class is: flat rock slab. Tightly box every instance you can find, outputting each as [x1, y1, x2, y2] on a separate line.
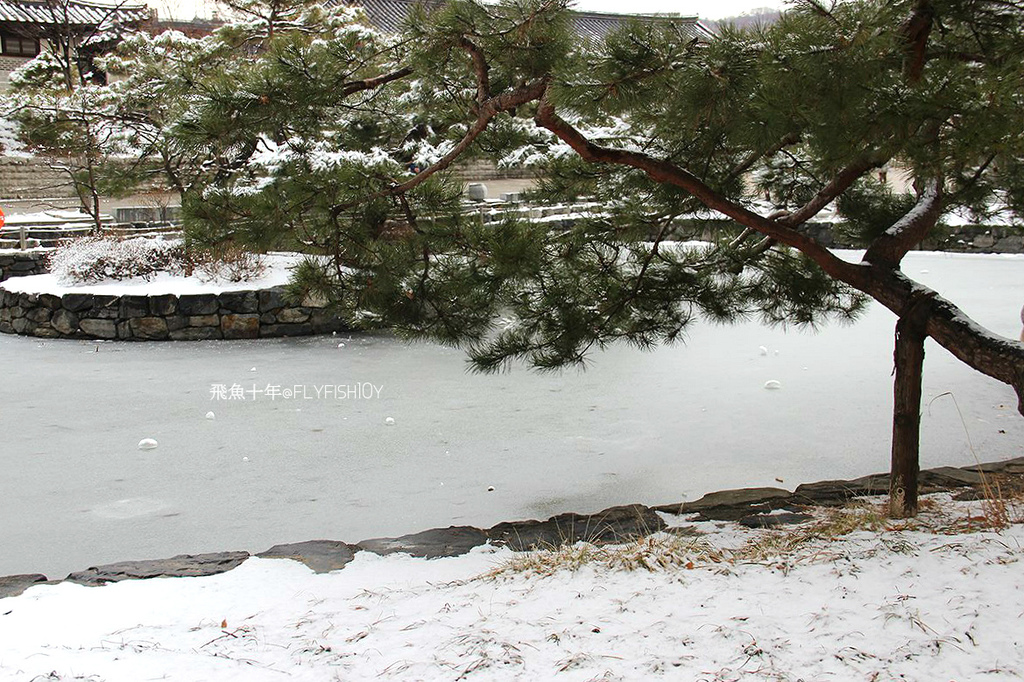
[257, 540, 359, 573]
[0, 574, 48, 599]
[358, 526, 489, 559]
[487, 504, 665, 551]
[738, 512, 815, 529]
[67, 551, 250, 586]
[653, 487, 792, 516]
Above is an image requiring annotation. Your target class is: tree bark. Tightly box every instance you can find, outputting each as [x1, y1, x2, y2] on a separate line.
[890, 308, 928, 517]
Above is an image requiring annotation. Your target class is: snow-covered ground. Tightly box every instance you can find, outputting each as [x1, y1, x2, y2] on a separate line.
[2, 494, 1022, 681]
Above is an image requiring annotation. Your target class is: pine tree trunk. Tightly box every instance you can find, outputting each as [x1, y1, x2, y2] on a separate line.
[889, 314, 926, 517]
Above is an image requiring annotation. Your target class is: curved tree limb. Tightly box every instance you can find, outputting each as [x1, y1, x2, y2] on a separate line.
[863, 178, 943, 267]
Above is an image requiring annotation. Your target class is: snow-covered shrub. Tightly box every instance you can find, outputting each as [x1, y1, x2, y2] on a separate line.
[197, 243, 267, 283]
[49, 236, 192, 284]
[48, 236, 268, 285]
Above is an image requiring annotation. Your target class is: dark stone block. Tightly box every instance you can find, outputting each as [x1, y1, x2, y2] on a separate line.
[276, 307, 310, 324]
[30, 325, 60, 338]
[61, 293, 94, 312]
[309, 309, 349, 333]
[164, 315, 187, 332]
[651, 485, 794, 512]
[38, 293, 62, 310]
[258, 540, 359, 573]
[221, 313, 260, 339]
[188, 314, 220, 327]
[218, 290, 259, 313]
[25, 307, 51, 323]
[149, 294, 178, 316]
[66, 551, 250, 586]
[119, 295, 150, 319]
[177, 294, 218, 316]
[11, 318, 31, 333]
[0, 573, 48, 599]
[261, 323, 313, 337]
[130, 317, 169, 340]
[258, 287, 288, 312]
[170, 326, 223, 341]
[117, 320, 133, 340]
[79, 318, 117, 339]
[358, 526, 489, 559]
[51, 309, 79, 335]
[487, 504, 666, 551]
[87, 295, 121, 319]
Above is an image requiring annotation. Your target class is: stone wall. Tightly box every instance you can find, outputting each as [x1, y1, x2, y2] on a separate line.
[0, 157, 76, 199]
[0, 249, 49, 282]
[0, 285, 348, 340]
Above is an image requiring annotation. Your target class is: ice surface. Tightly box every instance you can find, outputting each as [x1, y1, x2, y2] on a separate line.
[0, 251, 1022, 578]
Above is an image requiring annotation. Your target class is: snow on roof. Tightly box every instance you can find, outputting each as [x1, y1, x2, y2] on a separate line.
[330, 0, 713, 41]
[0, 0, 151, 29]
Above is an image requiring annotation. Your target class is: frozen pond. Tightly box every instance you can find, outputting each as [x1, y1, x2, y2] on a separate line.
[1, 251, 1023, 578]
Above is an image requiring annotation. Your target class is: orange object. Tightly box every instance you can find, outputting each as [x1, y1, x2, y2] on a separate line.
[0, 206, 5, 229]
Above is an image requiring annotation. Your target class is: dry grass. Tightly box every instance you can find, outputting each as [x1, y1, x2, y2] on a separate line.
[482, 491, 1024, 579]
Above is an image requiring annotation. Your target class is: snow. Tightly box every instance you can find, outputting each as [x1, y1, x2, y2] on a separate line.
[0, 253, 303, 295]
[2, 496, 1022, 681]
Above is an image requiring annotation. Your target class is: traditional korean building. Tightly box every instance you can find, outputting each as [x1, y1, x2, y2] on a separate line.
[0, 0, 151, 90]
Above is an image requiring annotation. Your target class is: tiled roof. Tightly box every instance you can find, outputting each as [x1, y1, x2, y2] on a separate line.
[330, 0, 713, 41]
[0, 0, 151, 28]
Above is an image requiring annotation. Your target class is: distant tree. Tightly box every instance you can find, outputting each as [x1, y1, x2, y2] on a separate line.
[181, 0, 1024, 517]
[9, 0, 146, 228]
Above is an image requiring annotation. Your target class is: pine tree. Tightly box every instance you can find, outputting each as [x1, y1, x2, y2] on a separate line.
[179, 0, 1024, 517]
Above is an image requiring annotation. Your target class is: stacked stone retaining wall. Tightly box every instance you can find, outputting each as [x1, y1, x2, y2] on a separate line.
[0, 285, 348, 340]
[0, 250, 49, 282]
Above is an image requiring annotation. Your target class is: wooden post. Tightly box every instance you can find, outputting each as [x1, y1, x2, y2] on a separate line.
[19, 226, 27, 250]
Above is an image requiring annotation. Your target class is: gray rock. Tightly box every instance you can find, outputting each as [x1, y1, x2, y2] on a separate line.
[358, 526, 489, 559]
[0, 573, 48, 599]
[119, 295, 150, 319]
[261, 323, 313, 337]
[258, 287, 288, 312]
[177, 294, 219, 316]
[653, 487, 792, 516]
[87, 295, 121, 319]
[61, 293, 94, 312]
[130, 317, 170, 340]
[66, 551, 250, 586]
[792, 475, 889, 506]
[38, 293, 62, 310]
[51, 309, 79, 335]
[165, 315, 187, 332]
[149, 294, 178, 316]
[276, 307, 310, 324]
[79, 318, 118, 339]
[221, 314, 260, 339]
[188, 314, 220, 327]
[738, 512, 814, 528]
[117, 320, 133, 340]
[170, 326, 223, 341]
[30, 325, 60, 339]
[25, 307, 51, 323]
[487, 504, 666, 551]
[219, 290, 259, 314]
[257, 540, 359, 572]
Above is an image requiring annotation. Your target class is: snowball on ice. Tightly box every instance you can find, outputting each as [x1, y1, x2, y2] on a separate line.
[137, 438, 158, 450]
[205, 412, 215, 420]
[763, 380, 782, 390]
[384, 417, 395, 425]
[759, 345, 768, 356]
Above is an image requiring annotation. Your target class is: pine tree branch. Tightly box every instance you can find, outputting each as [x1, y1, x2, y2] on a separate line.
[533, 94, 861, 284]
[780, 154, 887, 227]
[340, 67, 414, 97]
[863, 178, 943, 267]
[726, 132, 801, 183]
